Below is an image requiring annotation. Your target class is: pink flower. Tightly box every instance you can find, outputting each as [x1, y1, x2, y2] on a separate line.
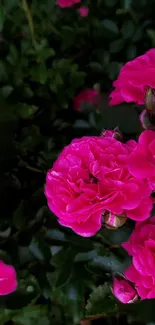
[0, 261, 17, 295]
[109, 49, 155, 105]
[128, 130, 155, 189]
[57, 0, 81, 8]
[112, 277, 138, 304]
[73, 89, 99, 111]
[45, 136, 152, 237]
[78, 6, 89, 17]
[122, 217, 155, 299]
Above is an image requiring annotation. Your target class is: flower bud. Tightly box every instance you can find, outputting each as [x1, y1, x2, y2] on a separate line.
[145, 87, 155, 113]
[140, 109, 155, 130]
[112, 277, 138, 304]
[101, 128, 123, 142]
[93, 83, 100, 93]
[144, 87, 155, 126]
[103, 212, 127, 229]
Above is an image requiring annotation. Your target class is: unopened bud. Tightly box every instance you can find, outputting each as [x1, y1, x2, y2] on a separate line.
[103, 212, 127, 229]
[101, 128, 123, 142]
[112, 276, 138, 304]
[140, 109, 155, 130]
[93, 83, 100, 93]
[145, 87, 155, 113]
[145, 87, 155, 126]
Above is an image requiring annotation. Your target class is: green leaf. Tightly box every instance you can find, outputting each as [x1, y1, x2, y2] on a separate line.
[55, 247, 77, 287]
[3, 0, 18, 12]
[31, 63, 48, 84]
[0, 7, 5, 32]
[5, 276, 41, 309]
[13, 200, 27, 230]
[106, 61, 122, 80]
[109, 39, 124, 53]
[102, 20, 119, 38]
[121, 20, 135, 39]
[74, 250, 98, 263]
[0, 309, 15, 324]
[147, 29, 155, 47]
[62, 268, 85, 324]
[126, 45, 137, 60]
[16, 103, 39, 119]
[7, 45, 18, 65]
[88, 252, 130, 274]
[100, 224, 133, 245]
[86, 283, 117, 317]
[89, 62, 103, 73]
[29, 239, 51, 263]
[13, 305, 49, 325]
[45, 229, 68, 243]
[0, 61, 7, 82]
[0, 85, 14, 98]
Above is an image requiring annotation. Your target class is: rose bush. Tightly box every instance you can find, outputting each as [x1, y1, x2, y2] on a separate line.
[45, 135, 152, 237]
[2, 0, 155, 324]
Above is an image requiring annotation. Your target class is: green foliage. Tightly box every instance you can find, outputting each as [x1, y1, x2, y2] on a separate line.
[86, 283, 117, 317]
[0, 0, 154, 324]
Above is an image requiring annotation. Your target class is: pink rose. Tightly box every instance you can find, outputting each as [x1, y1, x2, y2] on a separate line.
[57, 0, 81, 8]
[45, 136, 152, 237]
[73, 89, 99, 111]
[122, 217, 155, 299]
[0, 261, 17, 295]
[128, 130, 155, 189]
[109, 49, 155, 105]
[78, 6, 89, 17]
[112, 277, 138, 304]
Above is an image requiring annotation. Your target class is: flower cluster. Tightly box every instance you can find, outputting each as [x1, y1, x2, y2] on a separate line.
[109, 49, 155, 303]
[45, 48, 155, 303]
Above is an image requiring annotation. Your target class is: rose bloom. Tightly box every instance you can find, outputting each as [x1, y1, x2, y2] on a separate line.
[109, 49, 155, 105]
[57, 0, 81, 8]
[112, 277, 138, 304]
[78, 6, 89, 17]
[128, 130, 155, 190]
[0, 261, 17, 295]
[73, 89, 99, 111]
[45, 135, 152, 237]
[122, 217, 155, 299]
